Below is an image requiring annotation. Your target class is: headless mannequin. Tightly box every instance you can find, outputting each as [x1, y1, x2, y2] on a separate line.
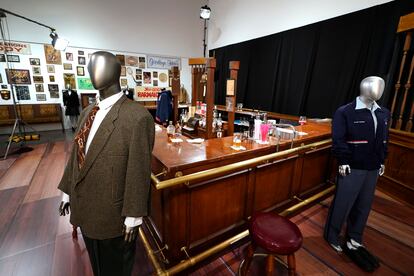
[62, 83, 80, 131]
[59, 51, 139, 242]
[339, 77, 385, 177]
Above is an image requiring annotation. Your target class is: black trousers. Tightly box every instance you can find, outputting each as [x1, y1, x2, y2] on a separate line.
[82, 232, 136, 276]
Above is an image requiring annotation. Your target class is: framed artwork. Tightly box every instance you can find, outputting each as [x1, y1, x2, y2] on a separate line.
[139, 57, 146, 68]
[63, 63, 72, 70]
[78, 56, 86, 65]
[49, 75, 55, 82]
[116, 55, 125, 66]
[136, 69, 142, 75]
[30, 58, 41, 65]
[126, 67, 133, 75]
[66, 52, 73, 61]
[7, 55, 20, 62]
[77, 66, 85, 76]
[1, 85, 7, 89]
[1, 90, 11, 100]
[44, 44, 62, 64]
[126, 56, 138, 66]
[120, 78, 128, 86]
[77, 78, 94, 90]
[159, 73, 168, 83]
[0, 54, 5, 62]
[226, 79, 235, 96]
[36, 94, 47, 101]
[6, 69, 31, 84]
[153, 80, 158, 87]
[15, 86, 31, 100]
[143, 71, 151, 84]
[63, 73, 76, 89]
[47, 65, 55, 73]
[136, 74, 142, 80]
[33, 76, 44, 83]
[78, 50, 85, 56]
[48, 84, 60, 98]
[137, 81, 142, 86]
[32, 66, 41, 75]
[121, 66, 126, 77]
[35, 84, 44, 92]
[152, 71, 158, 78]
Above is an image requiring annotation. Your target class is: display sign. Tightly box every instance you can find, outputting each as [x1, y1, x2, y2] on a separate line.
[226, 79, 235, 96]
[77, 78, 94, 90]
[0, 41, 32, 55]
[136, 86, 164, 101]
[147, 55, 181, 70]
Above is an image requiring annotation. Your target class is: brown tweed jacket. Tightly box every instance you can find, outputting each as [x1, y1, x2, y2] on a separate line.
[58, 95, 155, 239]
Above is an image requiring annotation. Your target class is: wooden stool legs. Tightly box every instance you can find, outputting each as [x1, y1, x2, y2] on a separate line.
[241, 243, 297, 276]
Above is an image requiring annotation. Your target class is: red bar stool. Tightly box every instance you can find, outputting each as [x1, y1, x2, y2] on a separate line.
[240, 212, 303, 276]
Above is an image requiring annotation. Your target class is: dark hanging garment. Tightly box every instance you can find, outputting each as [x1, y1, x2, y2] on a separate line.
[155, 90, 172, 123]
[63, 90, 80, 116]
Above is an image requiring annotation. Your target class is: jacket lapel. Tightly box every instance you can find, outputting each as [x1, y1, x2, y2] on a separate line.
[76, 96, 127, 184]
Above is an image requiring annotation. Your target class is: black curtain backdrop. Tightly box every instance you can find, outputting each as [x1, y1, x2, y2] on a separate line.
[210, 0, 414, 118]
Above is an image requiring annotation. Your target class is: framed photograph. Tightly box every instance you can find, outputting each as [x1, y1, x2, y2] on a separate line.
[153, 79, 158, 87]
[66, 52, 73, 61]
[0, 54, 5, 62]
[1, 85, 7, 89]
[30, 58, 41, 65]
[159, 72, 168, 83]
[6, 69, 31, 84]
[136, 74, 142, 80]
[36, 94, 47, 101]
[77, 66, 85, 76]
[47, 65, 55, 73]
[48, 84, 59, 98]
[226, 79, 235, 96]
[120, 78, 128, 86]
[121, 66, 126, 77]
[136, 69, 142, 75]
[49, 75, 55, 82]
[153, 71, 158, 78]
[126, 56, 138, 66]
[44, 44, 62, 64]
[139, 57, 146, 68]
[63, 63, 72, 70]
[78, 50, 85, 56]
[32, 66, 41, 75]
[1, 89, 10, 100]
[78, 56, 86, 65]
[77, 78, 94, 90]
[33, 76, 44, 83]
[116, 55, 125, 66]
[7, 55, 20, 62]
[137, 81, 142, 86]
[15, 86, 31, 100]
[35, 84, 44, 92]
[63, 73, 76, 89]
[143, 71, 151, 84]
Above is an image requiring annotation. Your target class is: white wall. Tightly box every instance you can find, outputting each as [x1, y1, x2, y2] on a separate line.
[208, 0, 394, 49]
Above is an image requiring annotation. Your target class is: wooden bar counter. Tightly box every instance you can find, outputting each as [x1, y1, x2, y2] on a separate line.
[146, 119, 333, 267]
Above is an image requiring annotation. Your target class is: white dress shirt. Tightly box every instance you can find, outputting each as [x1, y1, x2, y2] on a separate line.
[62, 91, 142, 228]
[355, 96, 380, 134]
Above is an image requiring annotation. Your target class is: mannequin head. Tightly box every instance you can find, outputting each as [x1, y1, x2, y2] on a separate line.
[87, 51, 121, 99]
[359, 76, 385, 103]
[66, 83, 71, 90]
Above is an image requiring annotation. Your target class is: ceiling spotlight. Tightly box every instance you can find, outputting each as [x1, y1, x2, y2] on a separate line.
[50, 30, 69, 51]
[200, 5, 211, 20]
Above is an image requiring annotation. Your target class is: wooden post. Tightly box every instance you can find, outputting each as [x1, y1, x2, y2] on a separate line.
[206, 58, 216, 139]
[227, 61, 240, 136]
[191, 67, 198, 107]
[396, 49, 414, 130]
[171, 66, 180, 124]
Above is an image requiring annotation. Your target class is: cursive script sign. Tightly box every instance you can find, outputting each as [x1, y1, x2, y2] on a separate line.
[147, 55, 181, 70]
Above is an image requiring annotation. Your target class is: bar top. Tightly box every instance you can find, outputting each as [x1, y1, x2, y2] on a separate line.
[152, 121, 331, 172]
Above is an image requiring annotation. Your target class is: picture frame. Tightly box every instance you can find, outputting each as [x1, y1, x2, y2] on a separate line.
[77, 66, 85, 76]
[121, 66, 126, 77]
[35, 84, 44, 92]
[49, 75, 55, 82]
[137, 81, 142, 86]
[143, 71, 151, 84]
[47, 65, 55, 73]
[77, 78, 94, 90]
[120, 78, 128, 86]
[226, 79, 235, 96]
[136, 69, 142, 75]
[126, 56, 138, 67]
[153, 71, 158, 78]
[33, 76, 44, 83]
[36, 93, 47, 101]
[32, 66, 41, 75]
[1, 89, 10, 100]
[136, 74, 142, 80]
[153, 80, 158, 87]
[139, 57, 146, 68]
[6, 69, 31, 84]
[78, 56, 86, 65]
[15, 85, 31, 100]
[66, 52, 73, 61]
[159, 72, 168, 83]
[0, 54, 5, 62]
[30, 58, 41, 65]
[63, 63, 72, 70]
[44, 44, 62, 65]
[63, 73, 76, 89]
[7, 55, 20, 62]
[48, 84, 60, 98]
[1, 84, 7, 89]
[116, 55, 125, 66]
[78, 50, 85, 56]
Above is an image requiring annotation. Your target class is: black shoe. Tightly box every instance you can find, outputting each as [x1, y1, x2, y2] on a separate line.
[343, 244, 376, 272]
[71, 127, 75, 132]
[357, 246, 380, 269]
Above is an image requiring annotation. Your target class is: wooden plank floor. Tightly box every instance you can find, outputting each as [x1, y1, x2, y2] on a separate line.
[0, 137, 413, 276]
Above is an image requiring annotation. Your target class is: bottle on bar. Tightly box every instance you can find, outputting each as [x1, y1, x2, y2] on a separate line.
[166, 121, 175, 142]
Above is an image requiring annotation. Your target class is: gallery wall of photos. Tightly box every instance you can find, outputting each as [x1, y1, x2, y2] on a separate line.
[0, 41, 178, 106]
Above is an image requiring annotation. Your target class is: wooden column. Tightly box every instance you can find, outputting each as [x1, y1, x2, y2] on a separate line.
[396, 51, 414, 130]
[191, 67, 198, 107]
[171, 66, 180, 124]
[227, 61, 240, 136]
[205, 58, 216, 139]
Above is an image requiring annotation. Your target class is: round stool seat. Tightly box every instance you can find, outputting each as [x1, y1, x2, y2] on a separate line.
[250, 212, 303, 255]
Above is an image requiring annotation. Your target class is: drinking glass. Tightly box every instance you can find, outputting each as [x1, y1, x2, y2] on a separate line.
[260, 123, 269, 143]
[233, 133, 242, 148]
[299, 116, 307, 126]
